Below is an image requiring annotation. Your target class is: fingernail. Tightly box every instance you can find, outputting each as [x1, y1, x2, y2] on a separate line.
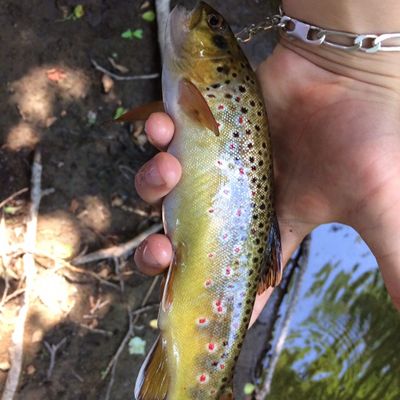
[142, 241, 161, 267]
[144, 163, 165, 187]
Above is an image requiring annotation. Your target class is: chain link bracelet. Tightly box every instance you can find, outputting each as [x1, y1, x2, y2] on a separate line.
[236, 10, 400, 53]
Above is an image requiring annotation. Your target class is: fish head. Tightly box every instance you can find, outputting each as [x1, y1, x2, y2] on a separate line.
[165, 1, 240, 83]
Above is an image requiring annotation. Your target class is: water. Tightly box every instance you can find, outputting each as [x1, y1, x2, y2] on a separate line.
[267, 224, 400, 400]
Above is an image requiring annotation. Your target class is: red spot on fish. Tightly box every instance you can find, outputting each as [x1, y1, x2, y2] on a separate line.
[217, 160, 223, 165]
[219, 364, 225, 370]
[204, 279, 213, 288]
[234, 246, 241, 254]
[229, 143, 235, 150]
[208, 208, 214, 213]
[222, 233, 228, 240]
[218, 104, 224, 110]
[215, 300, 222, 307]
[236, 209, 242, 217]
[238, 116, 244, 124]
[207, 343, 218, 353]
[197, 317, 209, 327]
[199, 373, 208, 383]
[208, 252, 215, 258]
[225, 266, 232, 276]
[235, 96, 241, 102]
[217, 306, 223, 313]
[252, 191, 256, 196]
[217, 122, 221, 128]
[239, 167, 245, 175]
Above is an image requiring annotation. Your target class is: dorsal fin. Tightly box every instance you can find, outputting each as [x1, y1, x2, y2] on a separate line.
[257, 215, 282, 294]
[134, 335, 169, 400]
[178, 78, 220, 136]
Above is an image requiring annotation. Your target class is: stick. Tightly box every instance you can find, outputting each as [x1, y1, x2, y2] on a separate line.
[79, 324, 114, 337]
[103, 276, 160, 400]
[155, 0, 171, 61]
[44, 337, 67, 380]
[2, 150, 42, 400]
[256, 236, 311, 399]
[0, 188, 28, 210]
[90, 58, 159, 81]
[72, 223, 162, 265]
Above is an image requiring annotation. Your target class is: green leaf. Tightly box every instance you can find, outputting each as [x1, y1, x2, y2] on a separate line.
[113, 107, 127, 120]
[73, 5, 85, 19]
[3, 206, 19, 214]
[243, 383, 255, 395]
[121, 28, 143, 40]
[121, 29, 134, 39]
[128, 336, 146, 355]
[132, 29, 143, 39]
[142, 10, 156, 22]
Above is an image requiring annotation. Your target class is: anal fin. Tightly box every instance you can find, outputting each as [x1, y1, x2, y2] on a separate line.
[134, 335, 169, 400]
[257, 215, 282, 294]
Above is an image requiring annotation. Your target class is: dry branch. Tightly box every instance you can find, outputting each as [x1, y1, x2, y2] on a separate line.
[44, 337, 67, 380]
[256, 236, 311, 399]
[90, 58, 159, 81]
[2, 149, 42, 400]
[72, 223, 162, 265]
[0, 188, 28, 210]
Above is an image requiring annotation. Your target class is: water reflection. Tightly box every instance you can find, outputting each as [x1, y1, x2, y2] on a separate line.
[268, 224, 400, 399]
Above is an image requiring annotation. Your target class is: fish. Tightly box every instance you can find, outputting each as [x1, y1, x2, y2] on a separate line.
[134, 1, 282, 399]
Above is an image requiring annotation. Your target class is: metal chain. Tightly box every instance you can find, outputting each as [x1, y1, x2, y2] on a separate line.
[236, 12, 400, 53]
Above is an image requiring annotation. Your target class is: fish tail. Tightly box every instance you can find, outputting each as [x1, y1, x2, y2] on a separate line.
[134, 335, 169, 400]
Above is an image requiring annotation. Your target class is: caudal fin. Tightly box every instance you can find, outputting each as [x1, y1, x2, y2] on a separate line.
[134, 335, 169, 400]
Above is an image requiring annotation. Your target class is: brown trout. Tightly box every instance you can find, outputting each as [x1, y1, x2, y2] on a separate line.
[135, 2, 282, 399]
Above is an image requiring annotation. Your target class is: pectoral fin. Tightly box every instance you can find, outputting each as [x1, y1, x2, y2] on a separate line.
[134, 335, 169, 400]
[257, 216, 282, 294]
[178, 79, 220, 136]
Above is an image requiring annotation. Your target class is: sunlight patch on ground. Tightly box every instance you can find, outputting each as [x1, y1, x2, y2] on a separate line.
[77, 195, 112, 233]
[9, 64, 89, 126]
[5, 122, 40, 150]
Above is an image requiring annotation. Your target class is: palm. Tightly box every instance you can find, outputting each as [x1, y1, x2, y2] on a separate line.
[258, 44, 400, 307]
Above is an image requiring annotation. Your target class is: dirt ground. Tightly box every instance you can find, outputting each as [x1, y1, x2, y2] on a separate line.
[0, 1, 277, 399]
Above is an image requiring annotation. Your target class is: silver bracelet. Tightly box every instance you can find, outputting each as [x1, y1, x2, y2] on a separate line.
[236, 11, 400, 53]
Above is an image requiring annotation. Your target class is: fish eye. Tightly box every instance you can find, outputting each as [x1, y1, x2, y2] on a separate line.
[207, 13, 225, 30]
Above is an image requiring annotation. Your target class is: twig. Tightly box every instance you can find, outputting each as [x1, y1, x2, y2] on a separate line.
[2, 150, 42, 400]
[113, 257, 125, 293]
[0, 188, 28, 210]
[155, 0, 171, 61]
[0, 289, 25, 310]
[73, 223, 162, 265]
[44, 337, 67, 380]
[79, 324, 114, 337]
[103, 276, 160, 400]
[90, 58, 159, 81]
[131, 303, 158, 316]
[256, 236, 311, 399]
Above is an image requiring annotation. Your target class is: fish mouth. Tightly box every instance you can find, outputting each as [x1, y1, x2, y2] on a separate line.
[166, 2, 204, 59]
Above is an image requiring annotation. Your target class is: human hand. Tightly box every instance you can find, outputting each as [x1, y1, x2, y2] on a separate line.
[134, 41, 400, 323]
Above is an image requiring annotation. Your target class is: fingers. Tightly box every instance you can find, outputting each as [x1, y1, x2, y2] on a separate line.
[135, 152, 182, 205]
[134, 234, 173, 276]
[145, 112, 175, 150]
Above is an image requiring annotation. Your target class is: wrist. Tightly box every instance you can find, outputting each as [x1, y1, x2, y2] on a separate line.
[282, 0, 400, 33]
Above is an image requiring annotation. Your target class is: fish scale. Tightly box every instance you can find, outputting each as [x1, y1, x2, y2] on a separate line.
[135, 2, 281, 400]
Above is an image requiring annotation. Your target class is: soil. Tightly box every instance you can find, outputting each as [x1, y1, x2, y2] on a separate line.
[0, 1, 277, 399]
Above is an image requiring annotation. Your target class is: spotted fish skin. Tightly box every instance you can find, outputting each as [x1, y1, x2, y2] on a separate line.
[135, 2, 281, 400]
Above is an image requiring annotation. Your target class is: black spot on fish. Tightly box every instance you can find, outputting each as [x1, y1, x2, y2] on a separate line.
[248, 143, 253, 149]
[260, 203, 266, 210]
[211, 83, 221, 89]
[207, 94, 216, 98]
[217, 66, 224, 73]
[233, 131, 239, 138]
[239, 85, 246, 93]
[255, 125, 261, 131]
[232, 72, 237, 78]
[253, 214, 259, 220]
[257, 111, 262, 116]
[245, 129, 251, 135]
[249, 156, 255, 163]
[213, 34, 228, 49]
[250, 100, 256, 107]
[241, 107, 248, 114]
[225, 93, 232, 99]
[225, 80, 231, 85]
